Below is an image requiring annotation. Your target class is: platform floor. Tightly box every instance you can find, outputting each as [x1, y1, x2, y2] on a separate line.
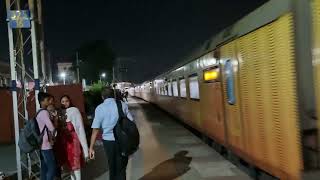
[0, 97, 252, 179]
[0, 144, 16, 176]
[83, 97, 251, 180]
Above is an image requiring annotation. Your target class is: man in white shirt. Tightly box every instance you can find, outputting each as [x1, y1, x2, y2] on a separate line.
[89, 87, 133, 180]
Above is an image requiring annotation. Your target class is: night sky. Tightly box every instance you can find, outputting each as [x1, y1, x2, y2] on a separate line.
[0, 0, 267, 83]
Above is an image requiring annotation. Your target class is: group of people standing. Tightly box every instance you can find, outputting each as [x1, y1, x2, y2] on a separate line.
[37, 86, 134, 180]
[37, 92, 88, 180]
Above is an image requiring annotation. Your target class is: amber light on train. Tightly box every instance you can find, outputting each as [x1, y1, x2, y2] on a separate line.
[204, 68, 219, 82]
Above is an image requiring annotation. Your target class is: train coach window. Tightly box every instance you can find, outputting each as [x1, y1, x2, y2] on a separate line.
[157, 87, 160, 94]
[161, 86, 166, 95]
[168, 81, 173, 96]
[225, 60, 236, 105]
[154, 81, 160, 94]
[179, 78, 187, 98]
[173, 80, 179, 97]
[189, 75, 200, 100]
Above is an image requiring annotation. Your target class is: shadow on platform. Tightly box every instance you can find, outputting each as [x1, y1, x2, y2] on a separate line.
[139, 150, 192, 180]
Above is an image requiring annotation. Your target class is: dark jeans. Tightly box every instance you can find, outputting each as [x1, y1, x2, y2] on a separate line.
[103, 140, 128, 180]
[40, 149, 57, 180]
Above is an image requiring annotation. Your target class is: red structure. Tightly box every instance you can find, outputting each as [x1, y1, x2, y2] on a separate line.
[0, 89, 14, 144]
[0, 84, 86, 144]
[47, 84, 85, 115]
[47, 84, 88, 130]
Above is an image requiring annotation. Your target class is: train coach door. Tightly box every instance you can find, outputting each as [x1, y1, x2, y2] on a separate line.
[220, 41, 246, 156]
[200, 60, 226, 145]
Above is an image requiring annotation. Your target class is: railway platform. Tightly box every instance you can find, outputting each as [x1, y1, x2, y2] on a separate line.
[0, 97, 251, 180]
[82, 97, 251, 180]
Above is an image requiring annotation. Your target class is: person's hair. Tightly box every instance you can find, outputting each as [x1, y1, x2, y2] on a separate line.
[60, 95, 74, 109]
[38, 92, 51, 105]
[101, 87, 114, 99]
[48, 94, 54, 100]
[115, 89, 123, 101]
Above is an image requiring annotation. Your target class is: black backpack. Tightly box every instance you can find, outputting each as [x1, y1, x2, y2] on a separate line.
[18, 109, 48, 153]
[113, 100, 140, 157]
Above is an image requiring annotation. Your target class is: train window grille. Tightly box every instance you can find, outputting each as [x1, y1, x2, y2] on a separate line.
[225, 60, 236, 105]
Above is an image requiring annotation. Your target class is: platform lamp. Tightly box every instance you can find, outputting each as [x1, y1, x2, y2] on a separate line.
[60, 72, 66, 85]
[100, 72, 106, 82]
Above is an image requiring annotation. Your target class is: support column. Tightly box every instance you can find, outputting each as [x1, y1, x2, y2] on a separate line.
[5, 0, 22, 179]
[29, 0, 40, 110]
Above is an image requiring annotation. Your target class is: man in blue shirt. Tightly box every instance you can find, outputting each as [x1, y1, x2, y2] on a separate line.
[89, 87, 134, 180]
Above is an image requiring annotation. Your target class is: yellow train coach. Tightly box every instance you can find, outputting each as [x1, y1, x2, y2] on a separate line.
[133, 0, 320, 179]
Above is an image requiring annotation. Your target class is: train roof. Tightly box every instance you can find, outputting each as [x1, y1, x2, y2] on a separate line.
[148, 0, 291, 83]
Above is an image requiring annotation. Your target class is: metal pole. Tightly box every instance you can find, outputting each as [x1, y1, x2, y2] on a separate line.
[76, 52, 80, 83]
[37, 0, 47, 83]
[29, 0, 40, 110]
[63, 77, 66, 85]
[47, 50, 53, 84]
[6, 0, 22, 179]
[40, 41, 46, 82]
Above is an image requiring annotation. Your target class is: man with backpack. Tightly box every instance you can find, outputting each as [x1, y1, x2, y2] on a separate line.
[89, 87, 137, 180]
[18, 92, 56, 180]
[37, 92, 57, 180]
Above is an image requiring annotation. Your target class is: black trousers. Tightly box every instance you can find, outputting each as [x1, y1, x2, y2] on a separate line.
[103, 140, 128, 180]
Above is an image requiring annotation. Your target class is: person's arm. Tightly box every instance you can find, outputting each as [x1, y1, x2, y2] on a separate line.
[89, 107, 102, 159]
[38, 110, 56, 142]
[42, 110, 55, 132]
[122, 102, 134, 121]
[89, 128, 99, 159]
